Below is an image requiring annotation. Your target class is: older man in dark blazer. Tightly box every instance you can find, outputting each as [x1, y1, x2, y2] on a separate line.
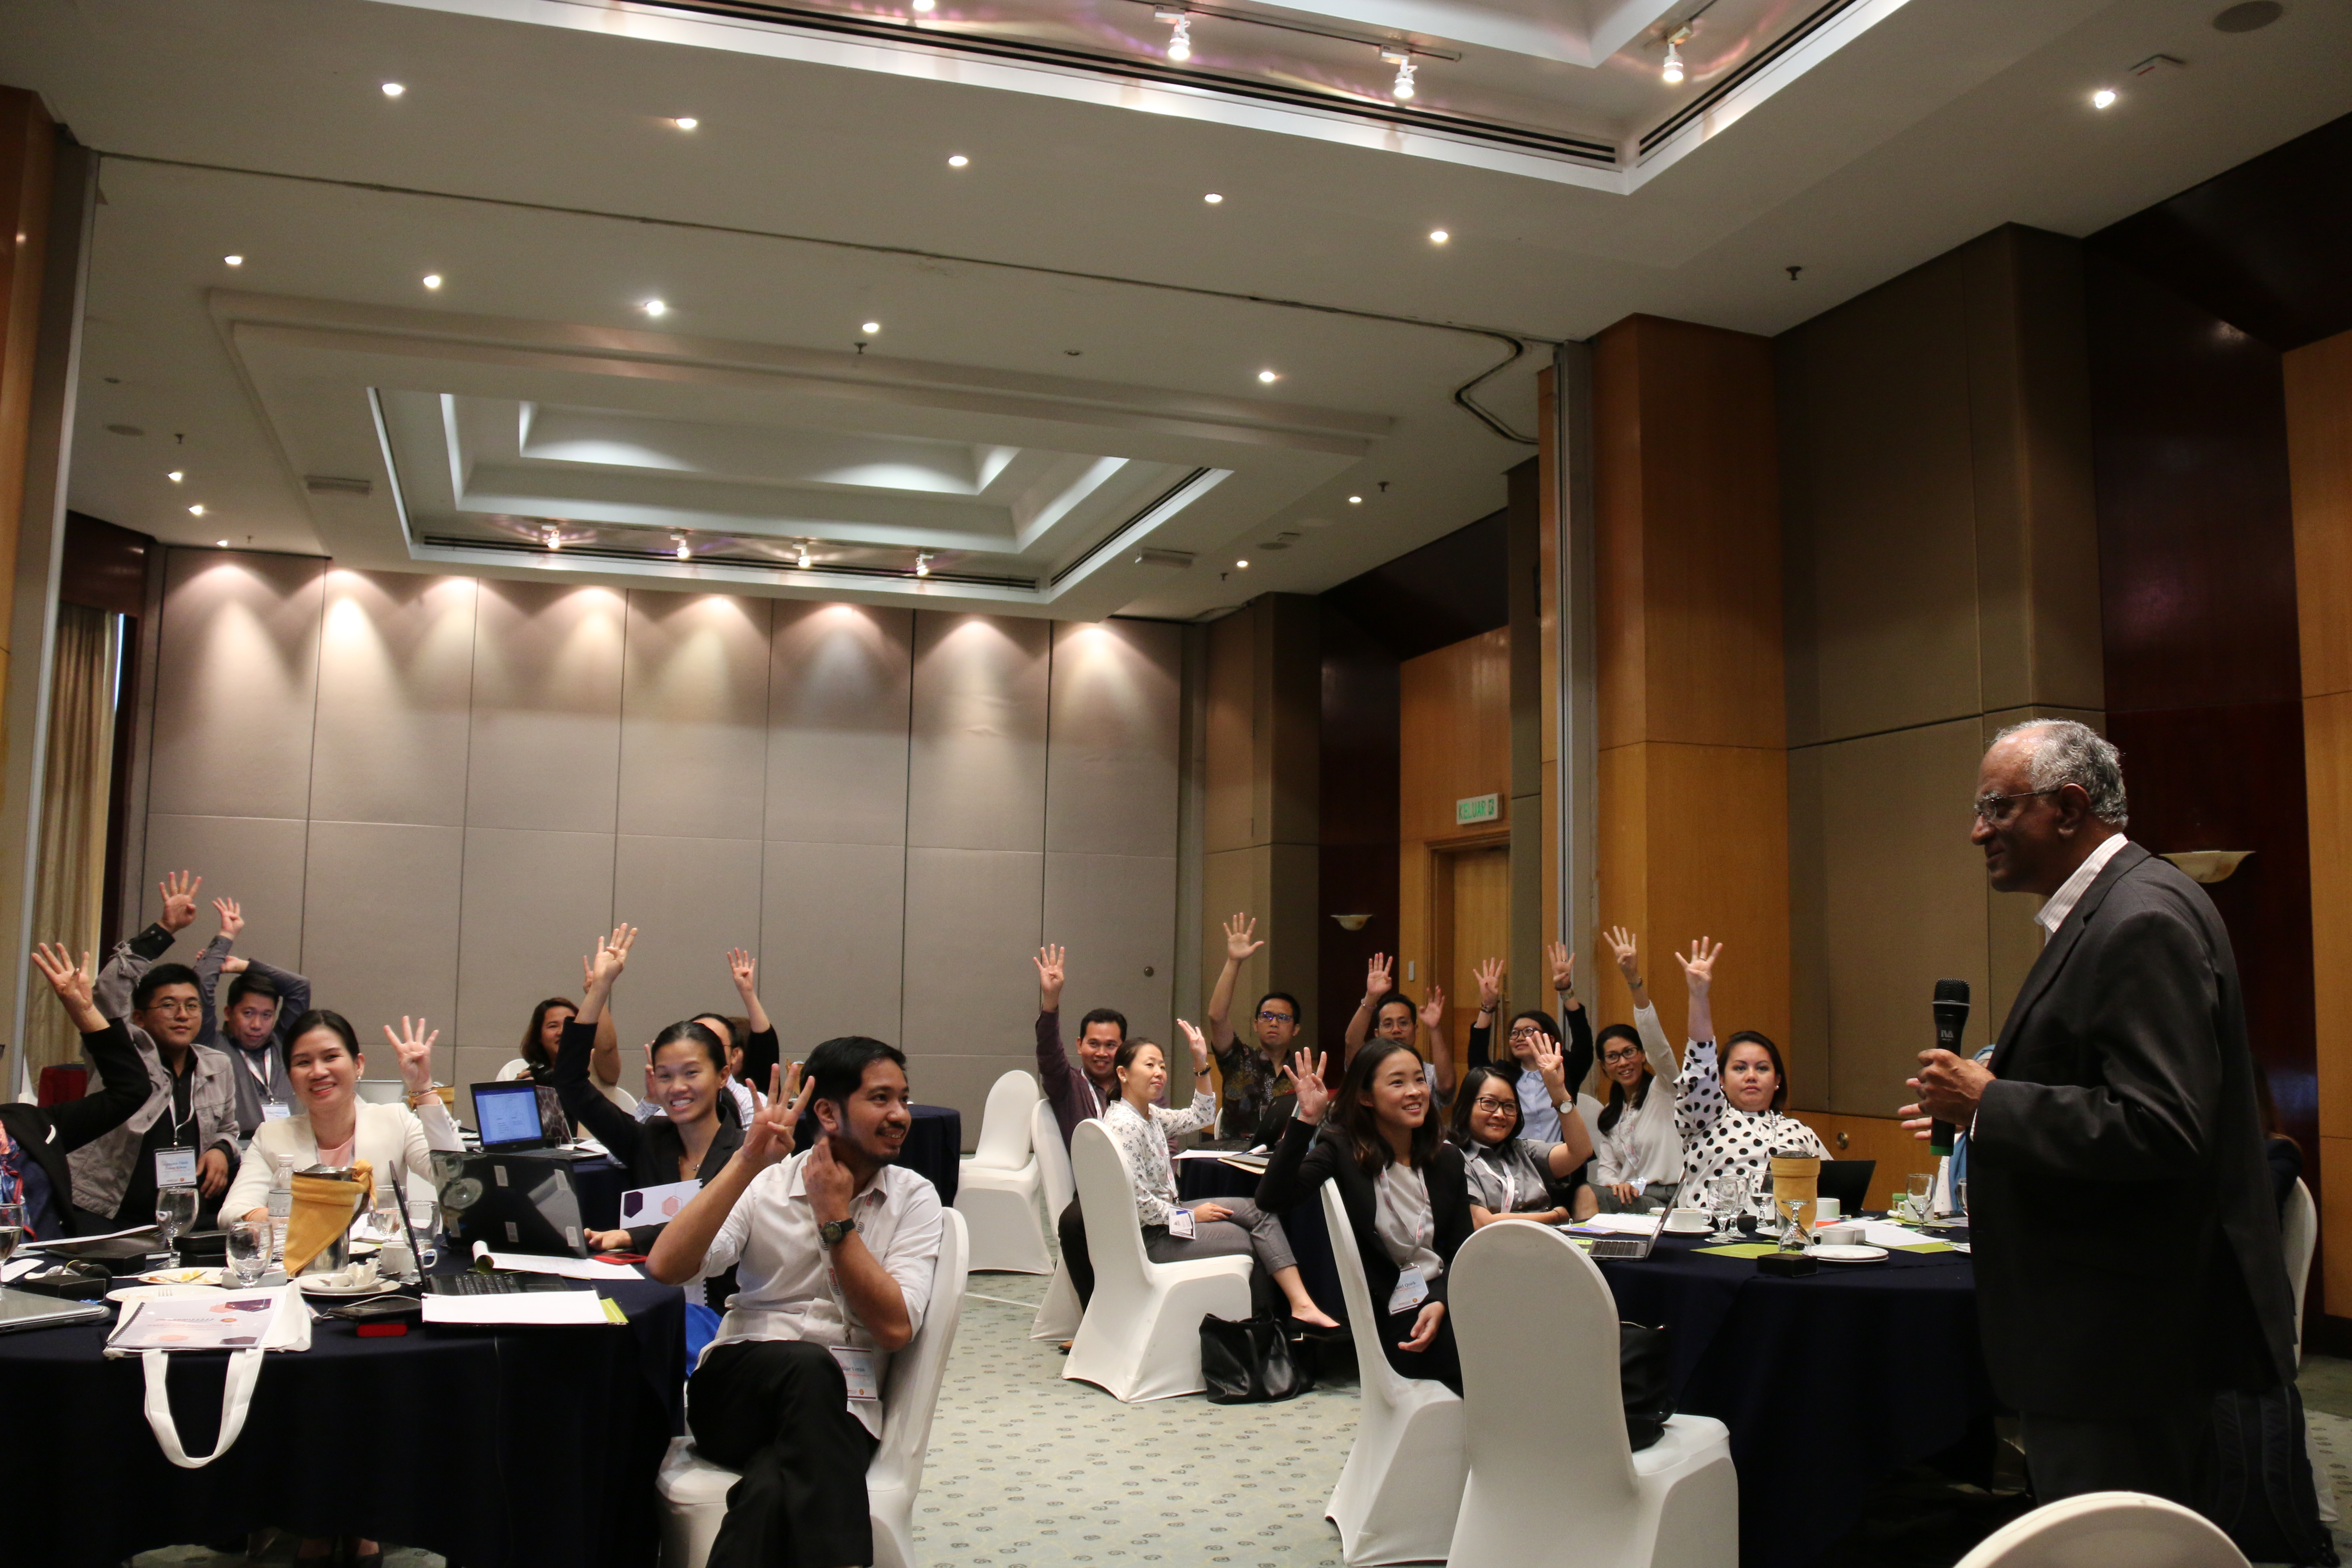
[1903, 719, 2294, 1505]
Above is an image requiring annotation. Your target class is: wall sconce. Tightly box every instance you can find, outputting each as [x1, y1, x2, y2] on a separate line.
[2160, 850, 2253, 885]
[1331, 914, 1372, 931]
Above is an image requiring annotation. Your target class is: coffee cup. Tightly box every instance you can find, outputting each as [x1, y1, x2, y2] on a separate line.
[1816, 1222, 1864, 1247]
[1663, 1210, 1712, 1235]
[1815, 1197, 1841, 1222]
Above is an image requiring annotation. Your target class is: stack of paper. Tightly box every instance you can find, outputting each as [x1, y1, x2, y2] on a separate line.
[480, 1253, 642, 1280]
[422, 1292, 619, 1326]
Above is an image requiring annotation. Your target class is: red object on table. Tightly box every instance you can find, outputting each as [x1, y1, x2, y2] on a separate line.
[355, 1321, 408, 1337]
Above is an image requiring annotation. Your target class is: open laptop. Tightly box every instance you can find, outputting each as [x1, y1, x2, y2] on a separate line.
[469, 1081, 592, 1159]
[1587, 1180, 1684, 1260]
[1818, 1159, 1876, 1217]
[445, 1152, 591, 1259]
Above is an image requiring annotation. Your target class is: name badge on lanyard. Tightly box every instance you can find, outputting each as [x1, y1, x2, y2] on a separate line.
[155, 1147, 198, 1187]
[262, 1101, 292, 1122]
[1387, 1266, 1430, 1315]
[1498, 1163, 1520, 1215]
[828, 1346, 880, 1401]
[1167, 1207, 1196, 1240]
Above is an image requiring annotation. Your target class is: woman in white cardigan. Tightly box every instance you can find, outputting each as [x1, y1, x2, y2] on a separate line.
[226, 1010, 463, 1219]
[1587, 926, 1685, 1212]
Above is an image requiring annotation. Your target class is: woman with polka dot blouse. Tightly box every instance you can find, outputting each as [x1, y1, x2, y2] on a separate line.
[1670, 938, 1826, 1204]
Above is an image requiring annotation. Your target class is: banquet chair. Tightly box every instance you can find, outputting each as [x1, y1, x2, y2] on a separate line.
[1319, 1183, 1467, 1566]
[2280, 1177, 2333, 1521]
[1446, 1222, 1735, 1568]
[1949, 1491, 2248, 1568]
[953, 1069, 1051, 1273]
[1029, 1098, 1084, 1341]
[655, 1208, 971, 1568]
[1061, 1118, 1250, 1402]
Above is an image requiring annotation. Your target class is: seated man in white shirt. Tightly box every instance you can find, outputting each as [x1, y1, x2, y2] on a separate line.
[649, 1035, 942, 1568]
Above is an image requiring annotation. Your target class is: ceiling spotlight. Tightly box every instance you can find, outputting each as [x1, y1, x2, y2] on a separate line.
[545, 527, 563, 550]
[1156, 8, 1192, 61]
[1392, 58, 1416, 100]
[381, 82, 405, 98]
[1258, 369, 1279, 383]
[1204, 192, 1223, 204]
[672, 532, 691, 560]
[1662, 41, 1683, 85]
[915, 552, 932, 578]
[862, 321, 882, 334]
[189, 504, 205, 516]
[1236, 559, 1250, 569]
[2092, 88, 2118, 109]
[642, 298, 668, 317]
[673, 116, 698, 130]
[168, 471, 184, 483]
[215, 540, 228, 548]
[912, 0, 934, 9]
[1348, 494, 1363, 504]
[1429, 229, 1449, 244]
[223, 255, 243, 266]
[948, 153, 969, 167]
[422, 273, 442, 289]
[797, 543, 812, 569]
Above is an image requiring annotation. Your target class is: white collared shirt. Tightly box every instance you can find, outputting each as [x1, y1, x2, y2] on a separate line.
[2034, 833, 2130, 945]
[699, 1150, 945, 1436]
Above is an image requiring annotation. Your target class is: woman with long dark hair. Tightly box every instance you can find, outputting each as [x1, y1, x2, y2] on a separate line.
[1447, 1052, 1592, 1227]
[1671, 939, 1825, 1203]
[1257, 1039, 1471, 1392]
[1588, 926, 1684, 1212]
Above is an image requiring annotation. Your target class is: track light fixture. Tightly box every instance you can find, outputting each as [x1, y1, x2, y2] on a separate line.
[1155, 8, 1193, 62]
[672, 532, 691, 560]
[1662, 27, 1690, 85]
[1380, 46, 1416, 100]
[915, 552, 932, 578]
[797, 542, 813, 569]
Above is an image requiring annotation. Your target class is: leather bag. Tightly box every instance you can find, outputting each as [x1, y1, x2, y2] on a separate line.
[1200, 1313, 1316, 1403]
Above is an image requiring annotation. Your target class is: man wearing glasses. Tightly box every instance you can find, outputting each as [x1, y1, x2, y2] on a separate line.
[1203, 912, 1302, 1141]
[65, 871, 243, 1233]
[1901, 720, 2293, 1506]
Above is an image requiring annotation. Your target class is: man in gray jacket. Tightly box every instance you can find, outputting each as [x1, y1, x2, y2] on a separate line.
[195, 894, 311, 1134]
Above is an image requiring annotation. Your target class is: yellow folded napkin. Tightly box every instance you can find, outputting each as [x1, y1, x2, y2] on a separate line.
[284, 1161, 371, 1276]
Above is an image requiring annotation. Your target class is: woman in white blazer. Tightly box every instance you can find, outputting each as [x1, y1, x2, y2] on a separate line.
[225, 1010, 463, 1219]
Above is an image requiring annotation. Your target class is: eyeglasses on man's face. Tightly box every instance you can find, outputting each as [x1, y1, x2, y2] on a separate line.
[144, 998, 202, 1016]
[1971, 786, 2061, 825]
[1256, 1010, 1295, 1026]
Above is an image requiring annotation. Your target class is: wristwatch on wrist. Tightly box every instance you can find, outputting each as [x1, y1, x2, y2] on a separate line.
[819, 1216, 859, 1247]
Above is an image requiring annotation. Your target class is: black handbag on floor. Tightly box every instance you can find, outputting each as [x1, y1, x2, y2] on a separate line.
[1620, 1320, 1673, 1452]
[2200, 1382, 2338, 1567]
[1200, 1314, 1316, 1403]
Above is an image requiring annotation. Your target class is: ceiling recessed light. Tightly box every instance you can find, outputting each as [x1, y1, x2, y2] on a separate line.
[1236, 559, 1250, 569]
[1258, 370, 1279, 383]
[947, 153, 969, 167]
[168, 471, 184, 483]
[422, 273, 442, 289]
[215, 539, 228, 548]
[381, 82, 405, 97]
[673, 116, 698, 130]
[642, 298, 668, 317]
[223, 255, 243, 266]
[1204, 192, 1223, 203]
[188, 505, 205, 516]
[1429, 229, 1449, 243]
[862, 321, 882, 334]
[2092, 88, 2118, 109]
[913, 0, 935, 10]
[1348, 494, 1363, 504]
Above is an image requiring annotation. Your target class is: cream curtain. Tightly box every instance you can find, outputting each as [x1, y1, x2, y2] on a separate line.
[24, 604, 119, 1079]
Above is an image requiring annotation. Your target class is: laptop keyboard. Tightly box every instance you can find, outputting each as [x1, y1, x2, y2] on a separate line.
[425, 1272, 590, 1296]
[1589, 1237, 1651, 1258]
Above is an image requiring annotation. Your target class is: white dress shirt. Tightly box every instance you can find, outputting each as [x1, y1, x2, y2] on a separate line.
[2034, 833, 2130, 944]
[700, 1152, 946, 1436]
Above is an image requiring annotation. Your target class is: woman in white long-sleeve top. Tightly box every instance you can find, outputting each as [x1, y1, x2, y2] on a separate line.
[1669, 938, 1826, 1205]
[225, 1010, 465, 1219]
[1588, 926, 1686, 1213]
[1100, 1020, 1340, 1328]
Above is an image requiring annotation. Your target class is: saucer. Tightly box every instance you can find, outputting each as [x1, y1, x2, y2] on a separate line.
[1812, 1244, 1889, 1263]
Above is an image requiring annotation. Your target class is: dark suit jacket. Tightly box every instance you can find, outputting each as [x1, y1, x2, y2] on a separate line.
[555, 1020, 744, 1256]
[0, 1020, 152, 1235]
[1974, 840, 2295, 1417]
[1256, 1114, 1472, 1316]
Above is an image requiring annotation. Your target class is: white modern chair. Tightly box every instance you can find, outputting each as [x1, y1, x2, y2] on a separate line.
[1061, 1118, 1251, 1402]
[1030, 1099, 1084, 1341]
[1319, 1182, 1468, 1566]
[655, 1208, 971, 1568]
[2280, 1177, 2334, 1522]
[954, 1069, 1051, 1274]
[1446, 1222, 1736, 1568]
[1949, 1491, 2249, 1568]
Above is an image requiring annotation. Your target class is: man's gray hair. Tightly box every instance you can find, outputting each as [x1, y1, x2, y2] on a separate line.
[1992, 719, 2128, 828]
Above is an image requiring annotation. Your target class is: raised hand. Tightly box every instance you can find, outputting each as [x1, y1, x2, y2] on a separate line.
[1474, 957, 1504, 1010]
[383, 1017, 440, 1092]
[158, 870, 201, 933]
[726, 947, 757, 998]
[1363, 952, 1394, 1004]
[1223, 913, 1265, 965]
[213, 896, 245, 940]
[1603, 926, 1641, 984]
[1549, 940, 1579, 993]
[742, 1063, 814, 1168]
[1675, 937, 1722, 995]
[590, 925, 637, 989]
[1033, 943, 1067, 1011]
[31, 943, 101, 1031]
[1533, 1034, 1568, 1099]
[1178, 1017, 1211, 1075]
[220, 955, 250, 975]
[1286, 1048, 1331, 1124]
[1418, 983, 1447, 1032]
[803, 1127, 855, 1222]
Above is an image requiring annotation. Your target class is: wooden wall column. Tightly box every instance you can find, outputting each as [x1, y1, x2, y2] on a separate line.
[1592, 316, 1788, 1049]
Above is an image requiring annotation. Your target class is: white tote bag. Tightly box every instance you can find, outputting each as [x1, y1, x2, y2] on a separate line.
[104, 1283, 313, 1468]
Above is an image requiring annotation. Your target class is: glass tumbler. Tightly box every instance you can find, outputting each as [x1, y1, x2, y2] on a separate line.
[227, 1219, 271, 1286]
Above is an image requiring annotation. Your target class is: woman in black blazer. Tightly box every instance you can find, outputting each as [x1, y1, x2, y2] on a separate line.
[2, 947, 153, 1238]
[1257, 1038, 1471, 1393]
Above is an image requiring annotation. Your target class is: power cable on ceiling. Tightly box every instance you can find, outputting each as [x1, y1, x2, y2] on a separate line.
[99, 150, 1552, 446]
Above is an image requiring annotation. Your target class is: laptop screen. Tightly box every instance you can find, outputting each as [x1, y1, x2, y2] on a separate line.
[474, 1083, 547, 1148]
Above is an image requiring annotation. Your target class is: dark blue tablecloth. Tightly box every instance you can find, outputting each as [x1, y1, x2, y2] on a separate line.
[0, 1277, 685, 1568]
[795, 1102, 961, 1206]
[1178, 1157, 1342, 1320]
[1596, 1228, 1995, 1568]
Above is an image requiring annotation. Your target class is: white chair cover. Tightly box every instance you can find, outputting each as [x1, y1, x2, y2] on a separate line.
[1030, 1098, 1084, 1340]
[1950, 1490, 2249, 1568]
[954, 1070, 1050, 1273]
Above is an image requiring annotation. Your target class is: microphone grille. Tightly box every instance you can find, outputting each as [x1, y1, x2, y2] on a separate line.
[1933, 978, 1970, 1004]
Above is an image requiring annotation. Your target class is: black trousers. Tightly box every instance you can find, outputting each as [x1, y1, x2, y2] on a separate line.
[1380, 1302, 1462, 1395]
[2020, 1405, 2205, 1507]
[689, 1340, 879, 1568]
[1058, 1196, 1095, 1308]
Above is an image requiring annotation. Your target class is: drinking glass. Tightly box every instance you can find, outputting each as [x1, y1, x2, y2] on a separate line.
[407, 1200, 441, 1272]
[370, 1185, 402, 1243]
[1905, 1171, 1934, 1222]
[0, 1200, 27, 1265]
[155, 1184, 198, 1249]
[227, 1219, 271, 1286]
[1711, 1176, 1746, 1234]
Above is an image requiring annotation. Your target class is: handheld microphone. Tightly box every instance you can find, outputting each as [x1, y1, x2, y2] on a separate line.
[1929, 979, 1970, 1156]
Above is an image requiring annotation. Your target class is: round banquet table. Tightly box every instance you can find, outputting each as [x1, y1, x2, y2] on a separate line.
[0, 1276, 685, 1568]
[572, 1152, 628, 1231]
[1594, 1226, 1997, 1568]
[795, 1102, 962, 1205]
[1177, 1156, 1344, 1320]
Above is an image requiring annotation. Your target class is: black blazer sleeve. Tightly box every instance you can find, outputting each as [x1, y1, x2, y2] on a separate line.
[43, 1020, 151, 1153]
[739, 1025, 779, 1093]
[1561, 1005, 1594, 1096]
[1467, 1021, 1493, 1070]
[555, 1018, 643, 1164]
[1256, 1113, 1341, 1213]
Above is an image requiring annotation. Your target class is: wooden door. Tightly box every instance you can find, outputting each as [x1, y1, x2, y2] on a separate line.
[1433, 842, 1512, 1050]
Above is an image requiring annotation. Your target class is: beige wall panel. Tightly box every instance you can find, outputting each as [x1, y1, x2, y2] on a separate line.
[466, 581, 626, 834]
[2289, 332, 2352, 700]
[148, 551, 325, 821]
[1046, 619, 1182, 859]
[300, 821, 464, 1044]
[617, 592, 772, 841]
[1045, 851, 1177, 1051]
[140, 813, 310, 964]
[764, 601, 913, 847]
[915, 1054, 1041, 1153]
[902, 846, 1044, 1060]
[451, 1045, 514, 1124]
[2307, 691, 2352, 1139]
[1812, 720, 1992, 1115]
[1201, 844, 1263, 1012]
[453, 826, 616, 1058]
[309, 571, 477, 828]
[1777, 262, 1980, 747]
[609, 834, 764, 1037]
[1203, 610, 1256, 854]
[906, 614, 1049, 853]
[760, 839, 906, 1048]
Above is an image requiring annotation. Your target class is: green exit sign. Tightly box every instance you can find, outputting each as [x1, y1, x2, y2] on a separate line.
[1455, 793, 1500, 825]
